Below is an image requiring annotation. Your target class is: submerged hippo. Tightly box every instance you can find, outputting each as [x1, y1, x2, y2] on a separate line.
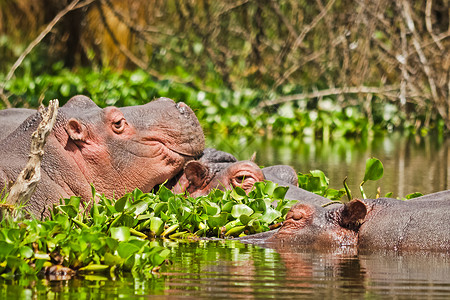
[241, 195, 450, 251]
[0, 95, 205, 216]
[169, 148, 265, 197]
[168, 148, 329, 207]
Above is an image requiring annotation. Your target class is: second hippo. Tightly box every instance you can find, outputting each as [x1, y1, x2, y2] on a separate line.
[240, 194, 450, 251]
[168, 148, 330, 207]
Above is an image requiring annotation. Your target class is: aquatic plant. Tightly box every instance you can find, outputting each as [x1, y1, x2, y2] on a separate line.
[0, 180, 295, 276]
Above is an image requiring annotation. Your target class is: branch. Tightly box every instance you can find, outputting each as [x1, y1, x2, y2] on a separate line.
[400, 0, 446, 123]
[291, 0, 336, 53]
[0, 0, 94, 108]
[6, 100, 59, 206]
[96, 1, 161, 79]
[425, 0, 444, 50]
[258, 85, 400, 108]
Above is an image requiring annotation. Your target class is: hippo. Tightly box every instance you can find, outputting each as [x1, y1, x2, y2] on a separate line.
[0, 109, 326, 204]
[240, 196, 450, 251]
[0, 108, 36, 139]
[167, 148, 330, 207]
[0, 95, 205, 216]
[169, 148, 265, 197]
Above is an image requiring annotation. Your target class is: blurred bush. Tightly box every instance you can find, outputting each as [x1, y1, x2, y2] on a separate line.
[1, 0, 449, 135]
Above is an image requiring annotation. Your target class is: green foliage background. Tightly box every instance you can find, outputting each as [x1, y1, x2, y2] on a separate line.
[1, 0, 450, 138]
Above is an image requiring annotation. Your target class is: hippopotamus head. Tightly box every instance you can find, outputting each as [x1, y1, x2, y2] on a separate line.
[170, 148, 264, 197]
[241, 200, 367, 248]
[0, 95, 205, 215]
[54, 96, 205, 197]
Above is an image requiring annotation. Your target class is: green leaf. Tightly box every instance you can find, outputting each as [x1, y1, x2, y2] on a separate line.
[363, 158, 384, 183]
[161, 224, 179, 237]
[58, 205, 78, 218]
[149, 217, 164, 236]
[310, 170, 329, 188]
[110, 227, 130, 242]
[221, 201, 235, 213]
[230, 187, 246, 201]
[0, 242, 14, 258]
[129, 200, 149, 216]
[154, 202, 168, 216]
[325, 188, 346, 200]
[115, 195, 130, 212]
[206, 212, 228, 228]
[103, 253, 125, 266]
[68, 196, 81, 211]
[19, 246, 33, 259]
[204, 202, 220, 216]
[264, 181, 278, 196]
[117, 242, 140, 259]
[79, 264, 110, 272]
[260, 207, 282, 224]
[158, 185, 174, 202]
[231, 204, 253, 218]
[239, 214, 252, 225]
[248, 199, 266, 213]
[273, 186, 289, 200]
[225, 225, 246, 237]
[405, 192, 423, 199]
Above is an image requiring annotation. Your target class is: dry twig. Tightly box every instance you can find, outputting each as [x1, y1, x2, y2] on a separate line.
[259, 85, 400, 108]
[6, 100, 59, 206]
[0, 0, 96, 108]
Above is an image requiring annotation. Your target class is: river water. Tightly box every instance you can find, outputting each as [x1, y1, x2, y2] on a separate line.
[2, 240, 450, 299]
[2, 133, 450, 299]
[209, 132, 450, 198]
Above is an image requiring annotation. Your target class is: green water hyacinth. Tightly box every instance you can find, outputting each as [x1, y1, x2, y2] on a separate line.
[0, 180, 296, 276]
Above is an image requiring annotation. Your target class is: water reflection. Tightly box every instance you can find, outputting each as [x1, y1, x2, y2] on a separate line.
[3, 240, 450, 299]
[208, 133, 450, 198]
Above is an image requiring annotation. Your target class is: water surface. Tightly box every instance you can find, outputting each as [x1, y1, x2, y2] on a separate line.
[208, 133, 450, 198]
[3, 134, 450, 299]
[2, 240, 450, 299]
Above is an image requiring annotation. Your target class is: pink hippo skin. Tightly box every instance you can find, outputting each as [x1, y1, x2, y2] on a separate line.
[240, 196, 450, 251]
[169, 148, 265, 197]
[0, 95, 205, 217]
[167, 148, 330, 206]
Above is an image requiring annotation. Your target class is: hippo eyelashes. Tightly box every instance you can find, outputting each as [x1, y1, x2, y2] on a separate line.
[230, 172, 258, 190]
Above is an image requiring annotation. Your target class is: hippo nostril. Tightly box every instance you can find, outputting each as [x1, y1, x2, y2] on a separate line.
[175, 102, 188, 115]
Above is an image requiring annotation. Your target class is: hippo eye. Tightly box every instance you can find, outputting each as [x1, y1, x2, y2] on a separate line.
[112, 118, 126, 133]
[235, 176, 244, 184]
[292, 211, 303, 220]
[286, 210, 303, 221]
[231, 174, 257, 191]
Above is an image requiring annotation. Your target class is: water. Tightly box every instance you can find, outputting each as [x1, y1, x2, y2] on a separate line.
[208, 132, 450, 198]
[3, 133, 450, 299]
[2, 240, 450, 299]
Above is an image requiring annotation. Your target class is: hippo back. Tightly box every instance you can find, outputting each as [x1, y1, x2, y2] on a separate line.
[0, 108, 36, 141]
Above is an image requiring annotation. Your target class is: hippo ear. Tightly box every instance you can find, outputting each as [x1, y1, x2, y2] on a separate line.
[339, 199, 367, 230]
[67, 119, 88, 142]
[184, 161, 209, 188]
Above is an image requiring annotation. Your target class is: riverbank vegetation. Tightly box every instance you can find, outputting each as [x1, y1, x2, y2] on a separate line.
[1, 0, 450, 139]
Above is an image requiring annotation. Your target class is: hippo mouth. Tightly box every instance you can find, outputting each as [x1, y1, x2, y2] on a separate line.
[140, 136, 203, 159]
